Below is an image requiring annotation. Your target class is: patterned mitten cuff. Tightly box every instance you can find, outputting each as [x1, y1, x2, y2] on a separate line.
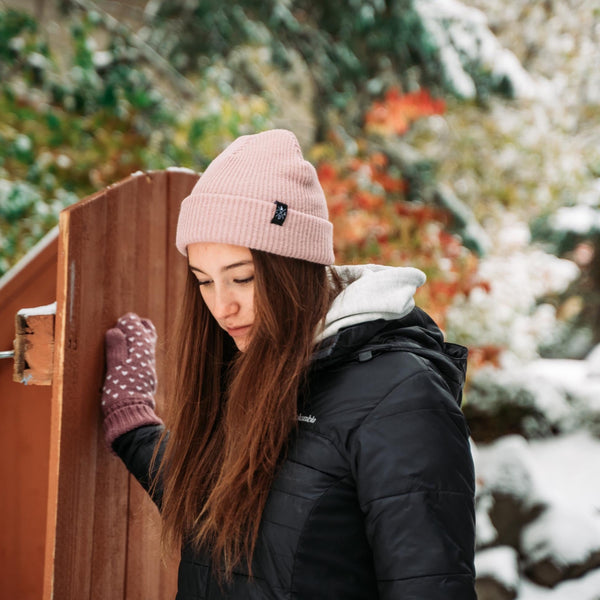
[101, 312, 164, 448]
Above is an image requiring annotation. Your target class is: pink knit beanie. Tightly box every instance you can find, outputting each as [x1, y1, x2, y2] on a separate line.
[176, 129, 335, 265]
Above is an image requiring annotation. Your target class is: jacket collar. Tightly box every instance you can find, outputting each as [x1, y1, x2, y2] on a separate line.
[313, 307, 468, 407]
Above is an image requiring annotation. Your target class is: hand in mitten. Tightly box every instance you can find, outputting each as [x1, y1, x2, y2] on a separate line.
[102, 312, 163, 449]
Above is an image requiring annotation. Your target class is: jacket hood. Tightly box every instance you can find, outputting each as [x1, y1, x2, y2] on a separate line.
[315, 264, 427, 342]
[313, 265, 468, 406]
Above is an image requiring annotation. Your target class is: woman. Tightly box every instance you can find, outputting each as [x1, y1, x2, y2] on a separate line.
[101, 129, 476, 599]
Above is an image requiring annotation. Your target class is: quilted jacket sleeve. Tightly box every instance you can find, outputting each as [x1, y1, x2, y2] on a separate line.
[112, 424, 167, 509]
[350, 366, 476, 600]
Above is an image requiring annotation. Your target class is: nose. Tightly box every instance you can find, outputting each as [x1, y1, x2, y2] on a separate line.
[212, 286, 239, 320]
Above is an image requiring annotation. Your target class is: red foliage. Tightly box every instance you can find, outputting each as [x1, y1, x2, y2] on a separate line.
[317, 157, 480, 334]
[365, 88, 446, 136]
[313, 86, 498, 370]
[467, 345, 503, 371]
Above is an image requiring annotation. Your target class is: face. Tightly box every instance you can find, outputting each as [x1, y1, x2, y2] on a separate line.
[187, 242, 255, 352]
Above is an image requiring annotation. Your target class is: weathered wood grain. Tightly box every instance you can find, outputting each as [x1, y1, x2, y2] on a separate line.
[0, 229, 57, 600]
[44, 170, 199, 600]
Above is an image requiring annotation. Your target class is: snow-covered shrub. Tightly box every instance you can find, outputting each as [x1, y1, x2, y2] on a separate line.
[474, 430, 600, 597]
[475, 546, 520, 600]
[521, 505, 600, 588]
[465, 368, 577, 441]
[445, 220, 580, 362]
[415, 0, 536, 100]
[474, 435, 548, 548]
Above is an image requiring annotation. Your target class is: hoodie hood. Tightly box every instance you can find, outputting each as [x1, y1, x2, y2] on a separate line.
[313, 265, 468, 406]
[316, 264, 427, 343]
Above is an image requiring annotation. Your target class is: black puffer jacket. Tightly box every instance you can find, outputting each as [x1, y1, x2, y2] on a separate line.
[114, 307, 476, 599]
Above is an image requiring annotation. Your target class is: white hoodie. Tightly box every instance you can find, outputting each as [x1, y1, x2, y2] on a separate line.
[316, 264, 427, 343]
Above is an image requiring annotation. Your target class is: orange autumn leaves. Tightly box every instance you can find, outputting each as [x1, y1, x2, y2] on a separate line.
[365, 88, 445, 136]
[316, 87, 481, 330]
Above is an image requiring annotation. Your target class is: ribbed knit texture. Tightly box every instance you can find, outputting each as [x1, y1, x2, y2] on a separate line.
[176, 129, 335, 265]
[104, 402, 163, 449]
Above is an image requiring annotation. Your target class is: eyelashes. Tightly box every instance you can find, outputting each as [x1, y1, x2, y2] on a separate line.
[197, 276, 254, 287]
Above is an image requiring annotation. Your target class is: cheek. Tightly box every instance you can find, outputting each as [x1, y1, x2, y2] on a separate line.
[199, 289, 216, 317]
[245, 288, 255, 316]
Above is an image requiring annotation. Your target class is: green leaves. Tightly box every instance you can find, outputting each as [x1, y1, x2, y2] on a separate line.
[0, 7, 273, 277]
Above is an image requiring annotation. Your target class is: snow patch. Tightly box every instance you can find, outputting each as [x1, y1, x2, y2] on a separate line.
[550, 205, 600, 235]
[521, 505, 600, 567]
[476, 546, 520, 592]
[415, 0, 537, 99]
[518, 568, 600, 600]
[475, 435, 547, 503]
[526, 358, 600, 410]
[526, 431, 600, 513]
[166, 166, 199, 175]
[475, 493, 498, 547]
[17, 302, 57, 317]
[446, 242, 579, 359]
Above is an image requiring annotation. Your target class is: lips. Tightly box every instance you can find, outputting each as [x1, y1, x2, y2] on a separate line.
[226, 325, 252, 338]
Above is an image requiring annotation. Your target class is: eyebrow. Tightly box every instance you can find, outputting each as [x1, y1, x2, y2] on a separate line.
[189, 260, 253, 275]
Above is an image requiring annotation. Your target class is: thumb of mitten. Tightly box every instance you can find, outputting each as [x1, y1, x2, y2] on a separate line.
[105, 327, 128, 370]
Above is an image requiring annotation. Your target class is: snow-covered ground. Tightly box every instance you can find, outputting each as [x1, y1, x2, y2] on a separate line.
[519, 564, 600, 600]
[474, 428, 600, 598]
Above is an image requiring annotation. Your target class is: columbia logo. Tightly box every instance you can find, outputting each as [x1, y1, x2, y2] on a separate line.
[297, 414, 317, 424]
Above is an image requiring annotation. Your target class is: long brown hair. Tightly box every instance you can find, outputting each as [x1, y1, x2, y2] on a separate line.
[155, 250, 340, 576]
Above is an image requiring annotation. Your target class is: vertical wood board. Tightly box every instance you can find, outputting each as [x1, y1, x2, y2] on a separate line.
[44, 170, 199, 600]
[0, 229, 58, 600]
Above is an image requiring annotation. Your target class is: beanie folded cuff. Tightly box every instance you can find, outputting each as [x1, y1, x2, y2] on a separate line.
[103, 402, 164, 450]
[176, 193, 334, 264]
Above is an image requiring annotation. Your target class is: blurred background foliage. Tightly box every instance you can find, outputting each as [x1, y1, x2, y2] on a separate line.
[5, 4, 600, 595]
[1, 0, 599, 369]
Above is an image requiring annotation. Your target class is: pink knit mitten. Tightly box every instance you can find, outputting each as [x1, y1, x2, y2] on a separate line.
[101, 312, 163, 448]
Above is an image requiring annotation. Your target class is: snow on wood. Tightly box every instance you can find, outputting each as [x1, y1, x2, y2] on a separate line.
[14, 304, 55, 385]
[166, 166, 199, 175]
[17, 302, 57, 317]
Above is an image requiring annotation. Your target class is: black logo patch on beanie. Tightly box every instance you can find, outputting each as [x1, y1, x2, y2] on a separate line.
[271, 201, 288, 226]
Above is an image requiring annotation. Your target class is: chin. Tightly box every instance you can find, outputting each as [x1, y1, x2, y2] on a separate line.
[234, 337, 250, 352]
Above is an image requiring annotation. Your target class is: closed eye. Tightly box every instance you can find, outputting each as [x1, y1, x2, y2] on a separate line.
[234, 276, 254, 284]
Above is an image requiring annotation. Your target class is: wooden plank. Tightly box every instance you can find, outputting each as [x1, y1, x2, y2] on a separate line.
[13, 305, 56, 385]
[0, 229, 57, 600]
[124, 169, 200, 598]
[124, 171, 170, 600]
[89, 178, 136, 600]
[160, 169, 200, 598]
[166, 170, 199, 315]
[46, 188, 112, 599]
[44, 171, 200, 600]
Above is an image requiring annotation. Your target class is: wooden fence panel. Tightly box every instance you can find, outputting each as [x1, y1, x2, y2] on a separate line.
[0, 230, 58, 600]
[44, 170, 199, 600]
